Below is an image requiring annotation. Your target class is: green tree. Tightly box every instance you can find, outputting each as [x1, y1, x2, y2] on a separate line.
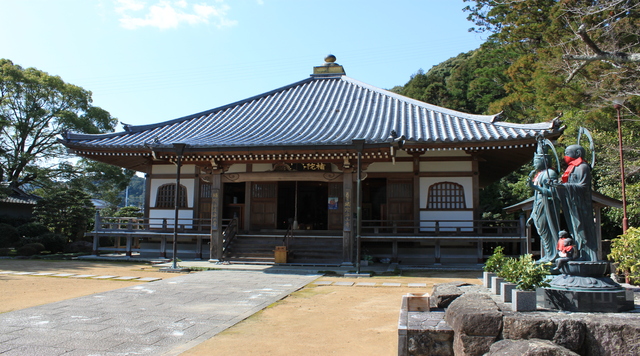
[33, 188, 94, 242]
[458, 0, 640, 231]
[70, 159, 136, 212]
[0, 59, 117, 189]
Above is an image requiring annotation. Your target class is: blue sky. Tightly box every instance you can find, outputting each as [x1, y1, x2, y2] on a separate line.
[1, 0, 487, 129]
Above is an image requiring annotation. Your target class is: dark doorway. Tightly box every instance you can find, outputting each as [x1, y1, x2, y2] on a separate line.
[277, 181, 328, 230]
[223, 182, 246, 228]
[362, 178, 387, 221]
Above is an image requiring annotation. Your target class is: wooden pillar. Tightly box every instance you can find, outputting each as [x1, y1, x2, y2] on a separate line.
[434, 239, 441, 264]
[471, 154, 480, 219]
[143, 172, 151, 220]
[244, 181, 252, 231]
[209, 170, 224, 261]
[92, 211, 101, 255]
[126, 235, 132, 257]
[392, 241, 398, 263]
[477, 239, 483, 263]
[160, 236, 167, 258]
[342, 168, 354, 265]
[196, 236, 202, 260]
[413, 153, 421, 233]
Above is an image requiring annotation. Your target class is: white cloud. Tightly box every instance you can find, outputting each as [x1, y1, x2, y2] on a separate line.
[115, 0, 237, 30]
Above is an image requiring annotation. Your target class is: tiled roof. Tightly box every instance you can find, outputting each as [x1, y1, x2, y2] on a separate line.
[63, 75, 561, 151]
[0, 186, 40, 205]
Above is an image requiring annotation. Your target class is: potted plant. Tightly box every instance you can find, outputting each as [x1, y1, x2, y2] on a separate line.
[483, 246, 507, 289]
[511, 254, 551, 312]
[608, 227, 640, 285]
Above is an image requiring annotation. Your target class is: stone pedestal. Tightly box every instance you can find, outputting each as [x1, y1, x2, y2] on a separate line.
[512, 290, 537, 312]
[542, 261, 634, 312]
[491, 276, 504, 295]
[483, 272, 496, 289]
[501, 283, 516, 303]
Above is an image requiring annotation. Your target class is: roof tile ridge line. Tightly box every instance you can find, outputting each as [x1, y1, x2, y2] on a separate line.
[107, 76, 321, 135]
[64, 130, 125, 141]
[340, 76, 500, 123]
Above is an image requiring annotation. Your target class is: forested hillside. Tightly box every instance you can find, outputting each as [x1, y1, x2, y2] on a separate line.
[393, 0, 639, 235]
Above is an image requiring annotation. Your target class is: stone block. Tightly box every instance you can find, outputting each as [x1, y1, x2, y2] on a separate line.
[502, 314, 557, 340]
[398, 295, 453, 356]
[483, 271, 496, 289]
[552, 319, 586, 352]
[541, 287, 635, 312]
[501, 282, 516, 303]
[491, 276, 504, 295]
[406, 293, 430, 312]
[453, 333, 496, 356]
[512, 289, 537, 311]
[445, 293, 502, 337]
[430, 283, 464, 308]
[485, 339, 580, 356]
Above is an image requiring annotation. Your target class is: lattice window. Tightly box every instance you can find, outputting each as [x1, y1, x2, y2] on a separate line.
[426, 182, 466, 210]
[155, 184, 187, 208]
[200, 181, 212, 199]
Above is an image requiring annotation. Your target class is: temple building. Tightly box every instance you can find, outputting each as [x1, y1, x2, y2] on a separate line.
[62, 55, 564, 266]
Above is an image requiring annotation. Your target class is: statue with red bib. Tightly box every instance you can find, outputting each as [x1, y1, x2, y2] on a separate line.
[552, 144, 598, 261]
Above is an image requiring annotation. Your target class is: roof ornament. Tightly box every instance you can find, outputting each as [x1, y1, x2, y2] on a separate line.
[389, 130, 406, 165]
[312, 54, 346, 77]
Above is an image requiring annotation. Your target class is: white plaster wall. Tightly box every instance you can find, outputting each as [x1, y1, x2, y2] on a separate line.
[252, 163, 273, 172]
[419, 177, 473, 210]
[420, 161, 472, 172]
[226, 164, 247, 173]
[149, 178, 195, 208]
[367, 161, 412, 172]
[152, 164, 196, 175]
[423, 150, 469, 157]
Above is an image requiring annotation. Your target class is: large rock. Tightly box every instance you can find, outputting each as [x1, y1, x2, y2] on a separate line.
[502, 313, 584, 353]
[484, 339, 580, 356]
[552, 319, 586, 352]
[581, 314, 640, 356]
[430, 281, 471, 308]
[445, 293, 503, 356]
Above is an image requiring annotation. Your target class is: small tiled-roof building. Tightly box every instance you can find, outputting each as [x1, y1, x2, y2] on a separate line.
[62, 56, 564, 265]
[0, 185, 40, 220]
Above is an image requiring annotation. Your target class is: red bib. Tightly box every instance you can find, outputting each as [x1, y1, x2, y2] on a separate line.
[561, 157, 585, 183]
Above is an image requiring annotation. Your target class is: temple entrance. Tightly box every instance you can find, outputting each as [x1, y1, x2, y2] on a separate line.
[277, 181, 328, 230]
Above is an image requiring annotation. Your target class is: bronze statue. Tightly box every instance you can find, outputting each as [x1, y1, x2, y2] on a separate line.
[527, 139, 561, 262]
[552, 144, 598, 261]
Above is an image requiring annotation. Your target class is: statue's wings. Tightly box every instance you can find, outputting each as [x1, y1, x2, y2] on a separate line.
[577, 127, 595, 168]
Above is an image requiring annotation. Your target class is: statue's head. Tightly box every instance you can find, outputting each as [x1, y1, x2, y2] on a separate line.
[533, 143, 552, 169]
[564, 145, 585, 159]
[559, 230, 570, 239]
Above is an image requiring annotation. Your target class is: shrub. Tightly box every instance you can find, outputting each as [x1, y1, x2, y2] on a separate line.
[113, 206, 144, 218]
[0, 248, 13, 256]
[17, 222, 49, 238]
[497, 257, 519, 283]
[608, 227, 640, 284]
[0, 223, 19, 248]
[484, 246, 508, 273]
[33, 189, 94, 242]
[16, 242, 45, 256]
[513, 254, 551, 291]
[39, 233, 68, 253]
[64, 240, 93, 254]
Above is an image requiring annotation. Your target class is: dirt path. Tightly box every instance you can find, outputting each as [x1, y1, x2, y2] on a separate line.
[0, 260, 481, 355]
[181, 272, 482, 356]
